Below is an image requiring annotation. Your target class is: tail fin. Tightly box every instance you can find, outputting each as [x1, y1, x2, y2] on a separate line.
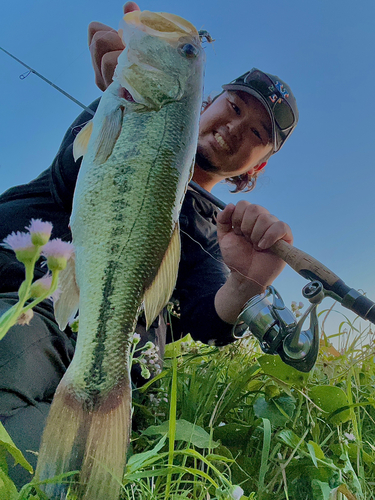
[35, 377, 132, 500]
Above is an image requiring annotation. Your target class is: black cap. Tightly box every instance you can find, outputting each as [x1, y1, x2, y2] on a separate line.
[223, 68, 299, 153]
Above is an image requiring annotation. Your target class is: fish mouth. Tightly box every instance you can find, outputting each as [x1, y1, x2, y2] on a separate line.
[115, 10, 199, 106]
[117, 80, 153, 106]
[119, 11, 199, 40]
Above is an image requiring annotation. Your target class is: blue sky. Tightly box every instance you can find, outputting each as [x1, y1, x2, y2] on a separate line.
[1, 0, 375, 341]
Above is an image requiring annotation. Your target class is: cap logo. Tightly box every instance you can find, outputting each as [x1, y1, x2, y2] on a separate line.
[275, 81, 290, 99]
[269, 94, 278, 103]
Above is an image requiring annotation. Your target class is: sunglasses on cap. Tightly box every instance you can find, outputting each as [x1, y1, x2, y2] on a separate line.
[222, 68, 299, 152]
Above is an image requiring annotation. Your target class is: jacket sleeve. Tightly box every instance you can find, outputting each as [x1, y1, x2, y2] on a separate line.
[173, 190, 235, 346]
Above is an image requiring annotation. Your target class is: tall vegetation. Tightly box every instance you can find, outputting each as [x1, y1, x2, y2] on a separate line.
[1, 307, 375, 500]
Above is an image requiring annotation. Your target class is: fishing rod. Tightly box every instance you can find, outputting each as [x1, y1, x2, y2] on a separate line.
[189, 180, 375, 371]
[0, 46, 95, 116]
[2, 42, 371, 323]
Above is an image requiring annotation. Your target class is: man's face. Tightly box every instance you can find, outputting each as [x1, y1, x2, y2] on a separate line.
[196, 90, 273, 177]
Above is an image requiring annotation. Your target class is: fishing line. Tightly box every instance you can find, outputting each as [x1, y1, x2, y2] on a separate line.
[179, 228, 267, 289]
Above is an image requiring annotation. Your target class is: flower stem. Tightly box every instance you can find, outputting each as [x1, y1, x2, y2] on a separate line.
[0, 258, 58, 340]
[0, 258, 36, 339]
[21, 271, 60, 314]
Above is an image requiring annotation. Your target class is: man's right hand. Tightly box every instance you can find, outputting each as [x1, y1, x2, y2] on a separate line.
[88, 2, 140, 91]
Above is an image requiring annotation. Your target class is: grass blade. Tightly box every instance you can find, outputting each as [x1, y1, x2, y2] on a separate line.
[258, 418, 271, 498]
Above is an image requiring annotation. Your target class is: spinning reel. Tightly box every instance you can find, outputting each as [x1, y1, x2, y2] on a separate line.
[232, 281, 326, 372]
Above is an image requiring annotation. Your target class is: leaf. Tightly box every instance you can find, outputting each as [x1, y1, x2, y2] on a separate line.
[264, 383, 281, 399]
[142, 419, 219, 449]
[0, 466, 17, 500]
[258, 355, 309, 386]
[309, 386, 350, 424]
[347, 443, 372, 464]
[213, 424, 252, 448]
[205, 453, 234, 463]
[277, 429, 308, 453]
[0, 448, 8, 474]
[311, 479, 332, 500]
[336, 484, 358, 500]
[0, 423, 33, 473]
[253, 396, 295, 427]
[164, 335, 192, 358]
[126, 435, 167, 473]
[307, 440, 326, 468]
[258, 418, 271, 495]
[246, 380, 264, 392]
[341, 451, 363, 497]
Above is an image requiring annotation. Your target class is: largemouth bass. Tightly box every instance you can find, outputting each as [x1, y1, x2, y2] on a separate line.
[35, 10, 205, 500]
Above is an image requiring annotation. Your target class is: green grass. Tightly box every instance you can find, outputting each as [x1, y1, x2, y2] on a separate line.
[1, 307, 375, 499]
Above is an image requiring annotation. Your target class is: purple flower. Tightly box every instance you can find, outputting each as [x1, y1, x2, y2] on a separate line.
[229, 486, 244, 500]
[2, 231, 38, 263]
[344, 432, 356, 441]
[26, 219, 53, 246]
[3, 231, 33, 252]
[42, 239, 74, 260]
[132, 333, 141, 345]
[42, 239, 74, 271]
[37, 273, 53, 289]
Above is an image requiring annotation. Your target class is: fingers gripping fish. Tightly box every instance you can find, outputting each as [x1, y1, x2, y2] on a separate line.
[35, 10, 205, 500]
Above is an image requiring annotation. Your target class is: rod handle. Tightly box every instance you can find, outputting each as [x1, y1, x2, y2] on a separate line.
[270, 240, 340, 287]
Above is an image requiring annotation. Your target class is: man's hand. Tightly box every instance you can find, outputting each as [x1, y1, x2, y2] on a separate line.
[88, 2, 140, 91]
[217, 201, 293, 287]
[214, 201, 293, 324]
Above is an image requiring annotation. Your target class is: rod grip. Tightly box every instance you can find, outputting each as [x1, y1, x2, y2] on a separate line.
[271, 240, 341, 288]
[271, 240, 375, 325]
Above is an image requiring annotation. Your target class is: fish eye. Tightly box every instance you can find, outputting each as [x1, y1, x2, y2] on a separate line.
[178, 43, 199, 58]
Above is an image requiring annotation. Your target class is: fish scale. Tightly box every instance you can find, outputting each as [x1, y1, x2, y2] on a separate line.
[70, 105, 193, 395]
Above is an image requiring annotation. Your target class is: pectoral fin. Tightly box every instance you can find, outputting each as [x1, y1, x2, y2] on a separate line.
[93, 107, 123, 164]
[73, 104, 123, 164]
[54, 252, 80, 331]
[143, 224, 180, 329]
[73, 120, 93, 161]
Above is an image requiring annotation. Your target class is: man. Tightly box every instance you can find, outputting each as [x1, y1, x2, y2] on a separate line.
[0, 1, 297, 487]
